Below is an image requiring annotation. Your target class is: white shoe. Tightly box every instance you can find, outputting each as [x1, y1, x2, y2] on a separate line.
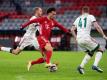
[27, 61, 32, 71]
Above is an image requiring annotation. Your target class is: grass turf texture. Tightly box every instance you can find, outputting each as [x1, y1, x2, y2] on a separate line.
[0, 51, 107, 80]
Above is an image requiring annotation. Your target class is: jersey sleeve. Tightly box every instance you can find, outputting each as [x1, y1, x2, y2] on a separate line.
[29, 16, 36, 20]
[73, 18, 79, 28]
[54, 20, 69, 33]
[90, 15, 96, 22]
[21, 17, 44, 29]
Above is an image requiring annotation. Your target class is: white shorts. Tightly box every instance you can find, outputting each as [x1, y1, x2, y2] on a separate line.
[77, 37, 99, 52]
[18, 36, 39, 50]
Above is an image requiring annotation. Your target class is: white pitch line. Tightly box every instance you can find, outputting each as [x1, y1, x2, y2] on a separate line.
[16, 75, 26, 80]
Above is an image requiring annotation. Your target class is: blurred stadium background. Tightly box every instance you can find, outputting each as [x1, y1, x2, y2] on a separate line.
[0, 0, 107, 51]
[0, 1, 107, 80]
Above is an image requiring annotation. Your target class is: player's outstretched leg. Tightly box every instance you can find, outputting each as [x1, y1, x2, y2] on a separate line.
[0, 46, 10, 52]
[0, 46, 13, 54]
[0, 46, 21, 55]
[92, 50, 103, 73]
[27, 58, 45, 71]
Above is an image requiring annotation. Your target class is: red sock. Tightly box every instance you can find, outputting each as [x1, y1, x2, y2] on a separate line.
[31, 58, 45, 65]
[45, 50, 52, 64]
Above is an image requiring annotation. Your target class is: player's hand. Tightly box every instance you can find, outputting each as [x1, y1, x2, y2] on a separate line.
[103, 35, 107, 40]
[19, 26, 24, 30]
[19, 24, 25, 30]
[66, 29, 72, 36]
[20, 25, 24, 30]
[66, 32, 72, 36]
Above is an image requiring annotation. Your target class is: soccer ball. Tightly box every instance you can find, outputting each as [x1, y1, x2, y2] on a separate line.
[48, 64, 58, 72]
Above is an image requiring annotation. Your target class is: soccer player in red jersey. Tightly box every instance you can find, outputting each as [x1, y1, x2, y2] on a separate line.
[21, 7, 70, 70]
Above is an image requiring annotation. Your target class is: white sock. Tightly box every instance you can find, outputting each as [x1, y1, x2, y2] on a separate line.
[80, 54, 91, 68]
[93, 52, 102, 66]
[1, 47, 11, 52]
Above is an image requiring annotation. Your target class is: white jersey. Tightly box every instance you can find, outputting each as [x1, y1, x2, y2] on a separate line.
[18, 16, 40, 50]
[24, 16, 39, 37]
[73, 13, 96, 38]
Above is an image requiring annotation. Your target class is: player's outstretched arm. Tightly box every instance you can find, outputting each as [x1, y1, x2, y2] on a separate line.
[93, 22, 107, 40]
[21, 17, 43, 29]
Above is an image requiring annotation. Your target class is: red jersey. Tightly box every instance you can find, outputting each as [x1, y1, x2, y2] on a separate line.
[22, 16, 69, 40]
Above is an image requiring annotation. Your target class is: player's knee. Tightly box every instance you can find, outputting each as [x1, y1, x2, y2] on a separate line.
[45, 43, 53, 51]
[43, 57, 46, 62]
[46, 46, 53, 51]
[86, 50, 94, 57]
[97, 49, 104, 54]
[88, 52, 94, 57]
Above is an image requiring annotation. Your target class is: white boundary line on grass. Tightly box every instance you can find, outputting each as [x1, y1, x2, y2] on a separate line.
[16, 75, 26, 80]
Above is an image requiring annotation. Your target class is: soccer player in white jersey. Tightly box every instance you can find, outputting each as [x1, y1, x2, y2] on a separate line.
[71, 6, 107, 74]
[0, 7, 42, 54]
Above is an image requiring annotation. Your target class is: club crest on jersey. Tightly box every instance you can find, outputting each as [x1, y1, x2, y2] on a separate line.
[45, 21, 47, 24]
[52, 22, 54, 26]
[46, 25, 49, 29]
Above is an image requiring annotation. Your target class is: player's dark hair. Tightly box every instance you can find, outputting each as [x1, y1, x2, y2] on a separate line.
[82, 6, 89, 13]
[47, 7, 56, 14]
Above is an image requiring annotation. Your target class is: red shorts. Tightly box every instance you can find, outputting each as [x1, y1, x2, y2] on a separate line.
[37, 35, 50, 50]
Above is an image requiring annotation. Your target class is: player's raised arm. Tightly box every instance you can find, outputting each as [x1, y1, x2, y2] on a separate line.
[21, 17, 43, 29]
[93, 21, 107, 40]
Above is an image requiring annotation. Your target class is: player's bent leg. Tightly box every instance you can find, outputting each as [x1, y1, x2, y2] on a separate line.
[44, 43, 53, 68]
[92, 48, 103, 73]
[78, 50, 92, 74]
[80, 52, 92, 68]
[93, 48, 103, 67]
[27, 57, 45, 71]
[44, 43, 53, 51]
[31, 58, 45, 65]
[0, 45, 22, 55]
[77, 38, 100, 74]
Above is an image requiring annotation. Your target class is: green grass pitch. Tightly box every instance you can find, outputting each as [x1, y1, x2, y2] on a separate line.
[0, 51, 107, 80]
